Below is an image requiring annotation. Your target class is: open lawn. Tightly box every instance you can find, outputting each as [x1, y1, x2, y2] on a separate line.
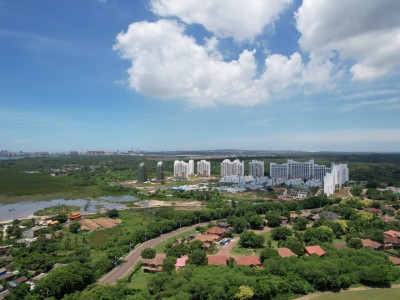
[126, 269, 153, 290]
[310, 288, 400, 300]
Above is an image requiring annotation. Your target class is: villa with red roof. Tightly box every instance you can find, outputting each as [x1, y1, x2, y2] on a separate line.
[277, 247, 298, 258]
[361, 239, 382, 250]
[205, 227, 225, 236]
[364, 207, 382, 217]
[305, 245, 325, 257]
[175, 256, 188, 269]
[142, 253, 166, 273]
[236, 256, 261, 267]
[384, 230, 400, 239]
[207, 255, 228, 266]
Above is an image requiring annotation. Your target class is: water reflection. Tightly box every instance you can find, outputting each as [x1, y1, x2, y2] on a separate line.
[0, 196, 136, 222]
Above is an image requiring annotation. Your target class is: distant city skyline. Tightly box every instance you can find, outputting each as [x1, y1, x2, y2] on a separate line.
[1, 1, 399, 152]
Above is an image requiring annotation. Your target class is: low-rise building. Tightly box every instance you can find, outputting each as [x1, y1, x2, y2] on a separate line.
[277, 247, 298, 258]
[236, 255, 261, 267]
[361, 239, 382, 250]
[175, 256, 188, 270]
[207, 255, 228, 266]
[305, 245, 325, 257]
[142, 254, 166, 273]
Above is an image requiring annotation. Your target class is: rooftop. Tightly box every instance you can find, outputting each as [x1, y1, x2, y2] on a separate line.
[277, 247, 298, 258]
[206, 227, 225, 235]
[175, 255, 188, 268]
[361, 239, 382, 249]
[305, 245, 325, 257]
[236, 255, 261, 267]
[208, 255, 228, 266]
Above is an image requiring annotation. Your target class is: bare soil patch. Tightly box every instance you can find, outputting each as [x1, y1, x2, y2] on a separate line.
[79, 217, 121, 231]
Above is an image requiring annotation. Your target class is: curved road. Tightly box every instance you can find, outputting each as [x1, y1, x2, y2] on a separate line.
[99, 222, 208, 285]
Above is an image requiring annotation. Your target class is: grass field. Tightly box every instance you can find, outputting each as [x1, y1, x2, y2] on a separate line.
[86, 209, 154, 248]
[126, 269, 153, 290]
[311, 288, 400, 300]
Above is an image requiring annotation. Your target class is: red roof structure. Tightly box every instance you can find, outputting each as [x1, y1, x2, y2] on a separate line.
[175, 255, 188, 268]
[207, 255, 228, 266]
[382, 216, 399, 223]
[384, 230, 400, 238]
[194, 234, 220, 243]
[305, 245, 325, 257]
[142, 254, 166, 273]
[236, 256, 261, 267]
[277, 247, 298, 257]
[384, 236, 400, 245]
[361, 239, 382, 250]
[205, 227, 226, 236]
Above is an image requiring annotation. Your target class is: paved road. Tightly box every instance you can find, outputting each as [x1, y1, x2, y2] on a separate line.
[98, 222, 208, 285]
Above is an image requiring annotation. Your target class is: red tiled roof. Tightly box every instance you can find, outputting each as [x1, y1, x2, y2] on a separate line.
[384, 230, 400, 238]
[384, 236, 400, 244]
[290, 214, 299, 218]
[361, 239, 382, 249]
[382, 216, 399, 223]
[236, 255, 261, 267]
[175, 255, 188, 268]
[305, 245, 325, 257]
[207, 255, 228, 266]
[277, 247, 298, 257]
[142, 253, 166, 267]
[206, 227, 225, 235]
[194, 234, 219, 242]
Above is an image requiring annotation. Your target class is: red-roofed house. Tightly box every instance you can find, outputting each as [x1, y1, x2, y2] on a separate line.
[384, 236, 400, 249]
[305, 245, 325, 257]
[236, 256, 261, 267]
[361, 239, 382, 250]
[207, 255, 228, 266]
[142, 254, 166, 273]
[277, 247, 298, 258]
[364, 208, 382, 217]
[194, 234, 219, 243]
[384, 230, 400, 239]
[382, 216, 399, 223]
[175, 255, 188, 269]
[205, 227, 225, 236]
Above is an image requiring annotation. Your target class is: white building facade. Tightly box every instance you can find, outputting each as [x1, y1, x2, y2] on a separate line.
[188, 159, 195, 176]
[220, 159, 244, 176]
[323, 163, 349, 196]
[270, 159, 331, 181]
[197, 160, 211, 177]
[174, 160, 189, 179]
[249, 160, 264, 177]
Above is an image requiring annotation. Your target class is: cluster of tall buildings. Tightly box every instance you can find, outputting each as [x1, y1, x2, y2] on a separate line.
[220, 159, 244, 176]
[137, 161, 164, 182]
[138, 158, 349, 197]
[174, 159, 211, 179]
[269, 159, 349, 195]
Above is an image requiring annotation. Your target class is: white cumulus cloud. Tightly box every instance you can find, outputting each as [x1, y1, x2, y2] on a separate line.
[296, 0, 400, 81]
[114, 20, 336, 107]
[150, 0, 292, 42]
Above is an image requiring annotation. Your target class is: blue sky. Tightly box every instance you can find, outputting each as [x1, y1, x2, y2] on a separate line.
[1, 0, 399, 152]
